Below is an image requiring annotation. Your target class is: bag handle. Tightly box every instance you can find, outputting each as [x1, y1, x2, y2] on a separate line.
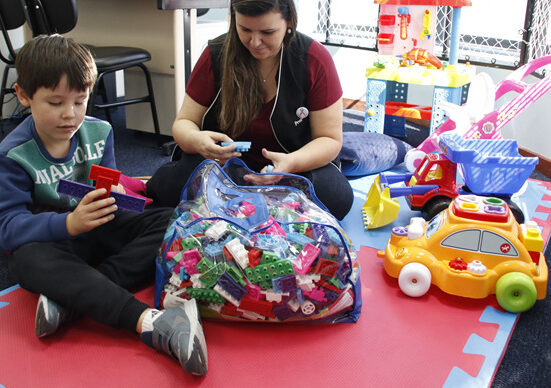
[207, 171, 270, 230]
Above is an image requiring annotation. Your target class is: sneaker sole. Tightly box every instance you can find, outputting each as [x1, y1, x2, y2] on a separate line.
[184, 335, 208, 376]
[35, 296, 57, 338]
[181, 299, 208, 375]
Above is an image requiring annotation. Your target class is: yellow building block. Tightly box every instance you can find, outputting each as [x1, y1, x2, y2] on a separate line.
[520, 222, 544, 252]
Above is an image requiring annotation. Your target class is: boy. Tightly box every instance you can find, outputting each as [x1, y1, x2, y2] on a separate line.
[0, 35, 207, 375]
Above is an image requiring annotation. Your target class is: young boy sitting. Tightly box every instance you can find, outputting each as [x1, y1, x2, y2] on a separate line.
[0, 35, 207, 375]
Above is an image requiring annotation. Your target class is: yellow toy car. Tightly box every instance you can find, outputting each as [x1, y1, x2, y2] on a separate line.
[377, 195, 548, 312]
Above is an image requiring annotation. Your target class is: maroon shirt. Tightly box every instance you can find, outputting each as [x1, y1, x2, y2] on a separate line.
[186, 39, 343, 169]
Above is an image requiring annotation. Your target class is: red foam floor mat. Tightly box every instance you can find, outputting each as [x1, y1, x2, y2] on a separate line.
[4, 178, 550, 386]
[0, 246, 516, 387]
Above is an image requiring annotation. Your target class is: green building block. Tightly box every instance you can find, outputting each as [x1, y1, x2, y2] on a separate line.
[196, 258, 214, 273]
[326, 276, 344, 289]
[172, 250, 185, 263]
[227, 265, 246, 287]
[181, 236, 202, 252]
[199, 262, 227, 288]
[260, 251, 279, 265]
[258, 280, 273, 290]
[187, 288, 225, 304]
[244, 260, 294, 284]
[293, 223, 309, 234]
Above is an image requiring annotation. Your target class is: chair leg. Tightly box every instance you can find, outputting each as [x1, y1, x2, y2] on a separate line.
[87, 72, 103, 117]
[0, 65, 13, 118]
[137, 63, 162, 146]
[98, 76, 113, 124]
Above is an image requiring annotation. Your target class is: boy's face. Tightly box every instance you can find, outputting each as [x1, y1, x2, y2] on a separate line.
[15, 74, 89, 149]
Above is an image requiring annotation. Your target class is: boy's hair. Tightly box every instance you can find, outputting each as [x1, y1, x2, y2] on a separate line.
[15, 34, 97, 98]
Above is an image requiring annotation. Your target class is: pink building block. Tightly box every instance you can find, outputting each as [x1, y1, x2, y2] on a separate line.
[245, 282, 262, 301]
[304, 287, 328, 302]
[283, 201, 300, 210]
[258, 216, 286, 236]
[182, 248, 201, 275]
[239, 200, 256, 217]
[294, 243, 321, 275]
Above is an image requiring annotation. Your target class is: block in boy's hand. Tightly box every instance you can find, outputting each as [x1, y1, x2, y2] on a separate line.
[57, 179, 146, 213]
[89, 165, 121, 199]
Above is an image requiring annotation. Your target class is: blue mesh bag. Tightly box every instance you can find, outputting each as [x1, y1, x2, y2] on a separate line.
[154, 158, 362, 323]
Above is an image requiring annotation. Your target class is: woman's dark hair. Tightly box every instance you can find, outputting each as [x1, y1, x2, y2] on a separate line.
[219, 0, 297, 137]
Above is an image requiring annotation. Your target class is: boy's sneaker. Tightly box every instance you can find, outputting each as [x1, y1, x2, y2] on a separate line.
[141, 299, 208, 375]
[35, 294, 74, 338]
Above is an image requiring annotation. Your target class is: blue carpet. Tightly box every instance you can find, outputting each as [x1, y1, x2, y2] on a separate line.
[113, 127, 171, 177]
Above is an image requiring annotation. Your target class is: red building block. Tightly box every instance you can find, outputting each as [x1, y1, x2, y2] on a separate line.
[239, 297, 275, 318]
[248, 248, 262, 268]
[315, 258, 339, 277]
[89, 165, 121, 199]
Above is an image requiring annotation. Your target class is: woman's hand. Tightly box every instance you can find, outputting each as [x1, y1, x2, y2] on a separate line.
[243, 148, 289, 185]
[260, 148, 296, 173]
[194, 131, 242, 164]
[172, 94, 240, 164]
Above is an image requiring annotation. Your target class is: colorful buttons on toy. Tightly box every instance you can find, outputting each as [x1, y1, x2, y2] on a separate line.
[453, 195, 509, 223]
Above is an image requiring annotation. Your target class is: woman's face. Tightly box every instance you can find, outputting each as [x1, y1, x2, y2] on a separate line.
[235, 10, 288, 61]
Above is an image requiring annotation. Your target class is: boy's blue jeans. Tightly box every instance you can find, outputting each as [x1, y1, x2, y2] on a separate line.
[7, 206, 173, 333]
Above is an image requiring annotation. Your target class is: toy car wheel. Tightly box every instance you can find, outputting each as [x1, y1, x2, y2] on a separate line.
[496, 272, 537, 313]
[404, 149, 426, 173]
[301, 301, 316, 315]
[398, 262, 432, 297]
[423, 197, 452, 220]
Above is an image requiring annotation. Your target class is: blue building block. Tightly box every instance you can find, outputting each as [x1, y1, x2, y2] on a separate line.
[216, 273, 247, 301]
[255, 234, 288, 254]
[221, 141, 252, 152]
[272, 274, 298, 293]
[286, 232, 314, 247]
[204, 242, 224, 262]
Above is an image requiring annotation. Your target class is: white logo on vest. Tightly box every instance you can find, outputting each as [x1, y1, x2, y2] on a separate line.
[294, 107, 309, 126]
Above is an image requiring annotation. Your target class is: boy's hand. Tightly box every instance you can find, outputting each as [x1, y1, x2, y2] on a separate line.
[66, 188, 118, 236]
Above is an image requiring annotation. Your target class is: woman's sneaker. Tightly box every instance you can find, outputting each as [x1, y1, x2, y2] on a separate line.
[35, 294, 74, 338]
[141, 299, 208, 375]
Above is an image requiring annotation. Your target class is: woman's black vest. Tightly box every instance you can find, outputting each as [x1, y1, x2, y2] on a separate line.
[202, 32, 314, 154]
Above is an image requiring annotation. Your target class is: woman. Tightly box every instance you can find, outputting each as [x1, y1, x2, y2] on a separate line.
[147, 0, 353, 220]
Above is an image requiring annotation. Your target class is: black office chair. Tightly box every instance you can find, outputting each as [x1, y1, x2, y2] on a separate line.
[0, 0, 27, 118]
[21, 0, 162, 144]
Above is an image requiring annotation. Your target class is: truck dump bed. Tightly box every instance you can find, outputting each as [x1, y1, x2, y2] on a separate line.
[439, 133, 538, 195]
